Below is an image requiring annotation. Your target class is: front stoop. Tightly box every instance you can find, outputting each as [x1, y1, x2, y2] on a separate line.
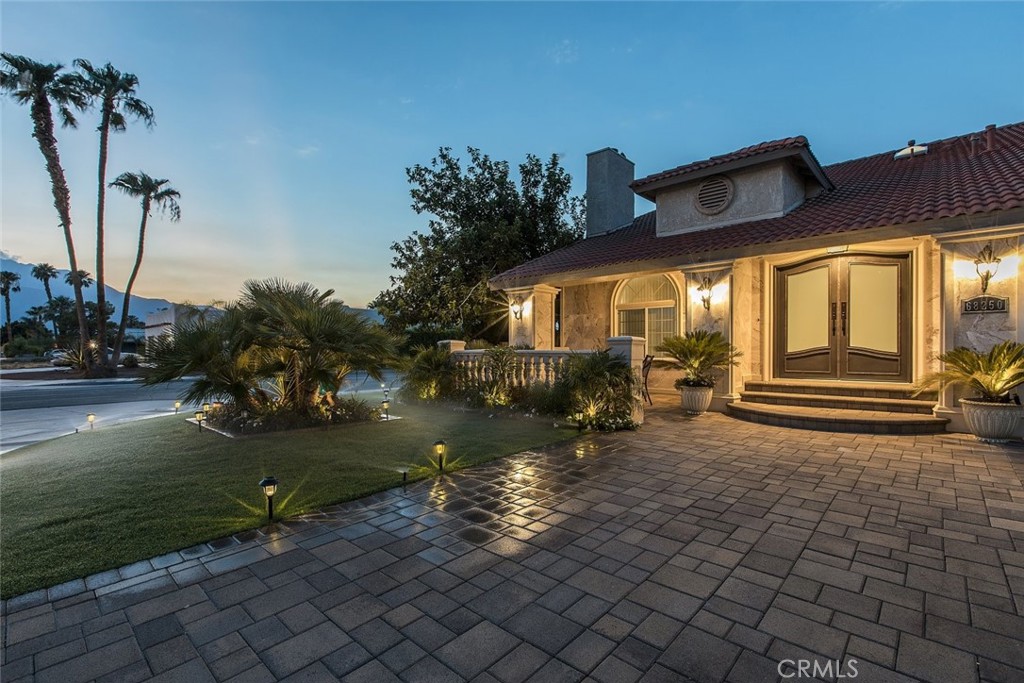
[727, 381, 949, 434]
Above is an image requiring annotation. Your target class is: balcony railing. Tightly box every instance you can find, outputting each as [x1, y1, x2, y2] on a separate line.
[449, 349, 593, 389]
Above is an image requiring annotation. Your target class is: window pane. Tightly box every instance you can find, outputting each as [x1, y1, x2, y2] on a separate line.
[618, 309, 645, 338]
[618, 275, 676, 304]
[647, 306, 677, 352]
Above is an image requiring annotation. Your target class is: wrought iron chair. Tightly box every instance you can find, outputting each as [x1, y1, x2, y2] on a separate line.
[641, 354, 654, 405]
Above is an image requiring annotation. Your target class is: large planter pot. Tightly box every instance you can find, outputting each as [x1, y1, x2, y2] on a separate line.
[680, 386, 714, 415]
[960, 399, 1022, 443]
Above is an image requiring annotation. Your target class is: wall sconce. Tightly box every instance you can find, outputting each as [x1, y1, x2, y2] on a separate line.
[697, 276, 713, 311]
[258, 476, 279, 521]
[975, 243, 1001, 293]
[509, 296, 524, 320]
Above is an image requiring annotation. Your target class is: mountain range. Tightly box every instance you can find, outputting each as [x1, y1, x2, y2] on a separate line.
[0, 253, 382, 325]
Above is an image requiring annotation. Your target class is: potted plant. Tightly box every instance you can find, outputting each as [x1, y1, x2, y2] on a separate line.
[657, 330, 741, 415]
[915, 341, 1024, 442]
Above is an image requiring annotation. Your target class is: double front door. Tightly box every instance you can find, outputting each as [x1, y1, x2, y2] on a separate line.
[775, 253, 911, 382]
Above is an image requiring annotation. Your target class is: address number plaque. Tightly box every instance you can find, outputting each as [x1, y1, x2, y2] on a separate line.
[962, 295, 1009, 314]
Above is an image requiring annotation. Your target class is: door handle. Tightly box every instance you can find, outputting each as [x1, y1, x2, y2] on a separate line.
[841, 302, 847, 336]
[831, 303, 837, 336]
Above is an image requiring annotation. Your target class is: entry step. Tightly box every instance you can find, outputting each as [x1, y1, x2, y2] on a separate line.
[727, 401, 949, 435]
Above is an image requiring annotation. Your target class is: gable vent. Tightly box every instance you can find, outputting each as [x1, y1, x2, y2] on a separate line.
[695, 175, 734, 215]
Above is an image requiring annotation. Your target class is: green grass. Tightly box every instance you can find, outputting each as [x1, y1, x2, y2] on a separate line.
[0, 403, 577, 598]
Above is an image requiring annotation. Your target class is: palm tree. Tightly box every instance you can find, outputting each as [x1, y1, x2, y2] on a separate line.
[64, 270, 94, 288]
[76, 60, 154, 369]
[0, 54, 92, 365]
[46, 295, 74, 340]
[109, 171, 180, 365]
[31, 262, 58, 335]
[0, 271, 21, 343]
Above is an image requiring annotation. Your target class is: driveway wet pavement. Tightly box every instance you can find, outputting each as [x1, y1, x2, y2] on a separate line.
[3, 408, 1024, 682]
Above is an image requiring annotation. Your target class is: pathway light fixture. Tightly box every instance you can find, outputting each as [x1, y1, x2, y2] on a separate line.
[381, 398, 390, 421]
[195, 410, 205, 431]
[433, 439, 447, 473]
[174, 400, 181, 414]
[87, 413, 95, 429]
[259, 476, 279, 521]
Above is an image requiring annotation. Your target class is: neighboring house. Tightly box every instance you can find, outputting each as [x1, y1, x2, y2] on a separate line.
[144, 305, 221, 342]
[489, 121, 1024, 434]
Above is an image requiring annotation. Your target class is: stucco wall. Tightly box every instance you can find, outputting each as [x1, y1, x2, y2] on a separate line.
[950, 237, 1020, 349]
[656, 161, 805, 237]
[562, 282, 615, 350]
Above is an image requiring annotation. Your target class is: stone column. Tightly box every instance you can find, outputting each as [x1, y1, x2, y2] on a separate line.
[506, 285, 558, 350]
[608, 335, 646, 425]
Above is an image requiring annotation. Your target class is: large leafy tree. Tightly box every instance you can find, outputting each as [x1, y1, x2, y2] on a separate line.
[108, 171, 179, 365]
[371, 147, 584, 343]
[31, 262, 59, 335]
[0, 271, 21, 343]
[76, 60, 154, 370]
[0, 54, 92, 363]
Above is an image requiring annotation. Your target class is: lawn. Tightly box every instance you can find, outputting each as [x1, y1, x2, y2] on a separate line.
[0, 403, 578, 598]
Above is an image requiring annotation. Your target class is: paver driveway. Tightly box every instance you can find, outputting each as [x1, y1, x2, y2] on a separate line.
[3, 409, 1024, 682]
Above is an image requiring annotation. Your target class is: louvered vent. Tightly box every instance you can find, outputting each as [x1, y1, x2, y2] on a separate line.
[695, 176, 734, 215]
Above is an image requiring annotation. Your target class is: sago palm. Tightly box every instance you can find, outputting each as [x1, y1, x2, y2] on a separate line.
[109, 171, 180, 365]
[915, 341, 1024, 403]
[657, 330, 741, 387]
[1, 53, 92, 361]
[76, 60, 154, 369]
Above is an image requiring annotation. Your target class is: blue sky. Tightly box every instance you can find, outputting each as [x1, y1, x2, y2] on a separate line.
[3, 1, 1022, 307]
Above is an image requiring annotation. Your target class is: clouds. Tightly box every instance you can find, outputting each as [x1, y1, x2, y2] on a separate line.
[547, 39, 579, 65]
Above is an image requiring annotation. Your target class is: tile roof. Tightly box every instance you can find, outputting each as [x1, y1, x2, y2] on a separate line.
[631, 135, 816, 194]
[492, 122, 1024, 286]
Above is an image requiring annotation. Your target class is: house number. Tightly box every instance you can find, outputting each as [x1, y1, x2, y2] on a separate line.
[962, 295, 1009, 314]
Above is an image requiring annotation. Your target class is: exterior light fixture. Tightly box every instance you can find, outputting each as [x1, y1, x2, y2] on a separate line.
[697, 276, 713, 311]
[258, 476, 279, 521]
[174, 400, 181, 414]
[396, 466, 409, 486]
[510, 296, 524, 320]
[88, 340, 97, 350]
[87, 413, 95, 429]
[212, 401, 223, 411]
[381, 398, 390, 421]
[194, 410, 205, 431]
[202, 402, 211, 413]
[433, 439, 447, 473]
[975, 243, 1001, 293]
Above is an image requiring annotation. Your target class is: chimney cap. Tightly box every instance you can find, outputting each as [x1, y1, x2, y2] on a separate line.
[587, 147, 633, 162]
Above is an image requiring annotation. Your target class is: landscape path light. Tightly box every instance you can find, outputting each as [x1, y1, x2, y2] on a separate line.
[259, 476, 279, 521]
[433, 439, 447, 474]
[87, 413, 95, 430]
[202, 402, 211, 413]
[381, 398, 390, 421]
[174, 400, 181, 414]
[195, 410, 205, 432]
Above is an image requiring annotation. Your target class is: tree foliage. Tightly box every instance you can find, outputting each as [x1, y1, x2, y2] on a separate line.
[371, 147, 584, 343]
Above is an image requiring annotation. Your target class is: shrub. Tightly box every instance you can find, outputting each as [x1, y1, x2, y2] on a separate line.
[465, 339, 493, 350]
[915, 341, 1024, 403]
[120, 354, 139, 368]
[209, 396, 380, 435]
[402, 345, 454, 400]
[657, 330, 740, 387]
[557, 350, 638, 431]
[3, 338, 45, 358]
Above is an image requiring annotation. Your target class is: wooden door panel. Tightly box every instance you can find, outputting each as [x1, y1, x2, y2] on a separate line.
[776, 261, 837, 379]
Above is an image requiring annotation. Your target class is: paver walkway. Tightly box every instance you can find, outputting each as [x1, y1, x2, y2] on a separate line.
[3, 409, 1024, 682]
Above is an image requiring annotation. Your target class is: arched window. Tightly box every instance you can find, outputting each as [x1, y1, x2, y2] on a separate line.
[615, 274, 680, 353]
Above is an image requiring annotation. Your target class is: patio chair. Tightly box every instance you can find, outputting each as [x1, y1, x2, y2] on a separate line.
[641, 354, 654, 405]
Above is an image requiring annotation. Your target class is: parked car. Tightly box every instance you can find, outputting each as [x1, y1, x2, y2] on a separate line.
[43, 349, 70, 360]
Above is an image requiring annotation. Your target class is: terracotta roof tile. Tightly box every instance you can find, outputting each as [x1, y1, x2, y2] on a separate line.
[493, 122, 1024, 286]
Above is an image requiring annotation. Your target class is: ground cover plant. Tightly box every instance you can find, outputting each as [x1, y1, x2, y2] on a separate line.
[0, 402, 577, 598]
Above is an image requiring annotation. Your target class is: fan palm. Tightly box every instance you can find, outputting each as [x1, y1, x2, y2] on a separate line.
[64, 269, 93, 288]
[31, 262, 58, 335]
[0, 270, 21, 342]
[657, 330, 741, 388]
[915, 342, 1024, 403]
[1, 54, 92, 364]
[558, 350, 638, 429]
[76, 60, 154, 369]
[108, 171, 180, 366]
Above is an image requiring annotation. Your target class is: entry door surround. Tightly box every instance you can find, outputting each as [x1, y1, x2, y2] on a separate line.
[774, 253, 912, 382]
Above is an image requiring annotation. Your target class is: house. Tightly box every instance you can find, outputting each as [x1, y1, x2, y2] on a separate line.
[489, 121, 1024, 434]
[144, 304, 221, 342]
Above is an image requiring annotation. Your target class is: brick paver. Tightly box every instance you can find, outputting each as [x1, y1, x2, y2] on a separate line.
[3, 409, 1024, 682]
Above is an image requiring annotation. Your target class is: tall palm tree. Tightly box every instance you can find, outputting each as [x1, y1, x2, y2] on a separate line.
[0, 54, 92, 364]
[0, 271, 21, 343]
[46, 295, 74, 340]
[76, 60, 154, 370]
[64, 270, 94, 288]
[31, 262, 59, 336]
[109, 171, 180, 365]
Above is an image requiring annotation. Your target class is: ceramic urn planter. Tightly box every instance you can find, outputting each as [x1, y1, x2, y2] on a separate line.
[680, 386, 714, 415]
[960, 399, 1022, 443]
